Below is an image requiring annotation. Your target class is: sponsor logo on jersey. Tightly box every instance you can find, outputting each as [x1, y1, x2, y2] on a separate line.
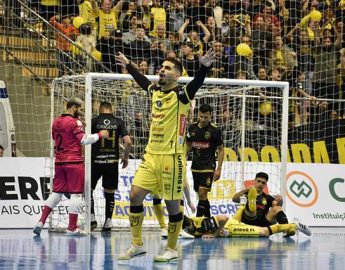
[156, 100, 162, 108]
[232, 227, 256, 232]
[262, 198, 267, 205]
[204, 131, 211, 139]
[192, 141, 210, 149]
[177, 155, 183, 193]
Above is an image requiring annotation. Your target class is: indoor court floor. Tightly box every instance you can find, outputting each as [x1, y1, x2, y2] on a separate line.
[0, 228, 344, 270]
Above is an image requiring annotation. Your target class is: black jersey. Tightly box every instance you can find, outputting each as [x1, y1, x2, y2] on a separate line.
[245, 191, 275, 220]
[186, 122, 223, 171]
[91, 113, 129, 164]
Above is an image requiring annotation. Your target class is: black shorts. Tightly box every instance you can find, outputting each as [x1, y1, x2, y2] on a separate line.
[91, 162, 119, 190]
[192, 171, 214, 192]
[241, 213, 273, 227]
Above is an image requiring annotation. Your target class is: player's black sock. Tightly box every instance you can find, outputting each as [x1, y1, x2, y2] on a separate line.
[197, 200, 211, 217]
[104, 192, 115, 219]
[276, 211, 289, 224]
[91, 192, 95, 214]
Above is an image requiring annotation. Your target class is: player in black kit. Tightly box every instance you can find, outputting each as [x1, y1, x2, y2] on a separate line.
[232, 172, 290, 231]
[91, 101, 132, 232]
[186, 104, 224, 217]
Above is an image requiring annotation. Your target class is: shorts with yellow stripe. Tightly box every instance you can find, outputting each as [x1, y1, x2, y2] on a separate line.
[133, 153, 185, 200]
[224, 219, 261, 237]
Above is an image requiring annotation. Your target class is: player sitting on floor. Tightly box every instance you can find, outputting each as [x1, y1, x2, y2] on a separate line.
[181, 199, 311, 239]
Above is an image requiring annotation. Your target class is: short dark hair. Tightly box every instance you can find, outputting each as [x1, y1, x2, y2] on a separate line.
[99, 101, 112, 111]
[66, 98, 83, 109]
[255, 172, 269, 181]
[0, 145, 4, 151]
[164, 57, 183, 75]
[199, 104, 212, 114]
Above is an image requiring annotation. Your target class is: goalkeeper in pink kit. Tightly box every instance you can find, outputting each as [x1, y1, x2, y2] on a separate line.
[33, 98, 109, 235]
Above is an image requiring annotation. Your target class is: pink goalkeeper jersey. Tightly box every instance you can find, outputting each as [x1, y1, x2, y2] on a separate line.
[52, 114, 86, 163]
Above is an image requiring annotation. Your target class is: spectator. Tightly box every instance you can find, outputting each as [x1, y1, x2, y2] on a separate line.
[268, 35, 298, 73]
[209, 40, 231, 78]
[205, 0, 223, 28]
[150, 0, 167, 38]
[185, 0, 213, 33]
[127, 25, 152, 62]
[50, 15, 78, 77]
[257, 67, 269, 80]
[166, 0, 185, 33]
[253, 2, 281, 37]
[181, 42, 200, 77]
[95, 0, 125, 72]
[78, 0, 98, 39]
[312, 29, 342, 114]
[251, 15, 273, 70]
[178, 19, 210, 56]
[150, 23, 170, 49]
[0, 145, 4, 157]
[76, 23, 96, 71]
[123, 15, 151, 44]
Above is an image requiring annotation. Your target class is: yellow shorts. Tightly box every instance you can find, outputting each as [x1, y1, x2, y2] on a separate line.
[133, 153, 186, 200]
[224, 219, 261, 237]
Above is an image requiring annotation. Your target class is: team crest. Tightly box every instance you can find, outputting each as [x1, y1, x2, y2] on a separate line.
[156, 100, 162, 107]
[164, 183, 171, 194]
[262, 198, 267, 205]
[204, 131, 211, 139]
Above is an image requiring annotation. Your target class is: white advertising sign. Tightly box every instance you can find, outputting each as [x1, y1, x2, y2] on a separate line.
[285, 163, 345, 226]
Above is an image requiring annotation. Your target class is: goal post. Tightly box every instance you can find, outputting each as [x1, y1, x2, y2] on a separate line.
[49, 73, 289, 233]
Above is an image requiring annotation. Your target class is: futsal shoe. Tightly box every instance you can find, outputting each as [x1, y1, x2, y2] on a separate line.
[154, 247, 178, 262]
[178, 230, 194, 239]
[160, 227, 168, 238]
[294, 221, 312, 236]
[248, 187, 257, 212]
[101, 218, 112, 233]
[118, 244, 146, 260]
[66, 227, 86, 236]
[33, 221, 44, 235]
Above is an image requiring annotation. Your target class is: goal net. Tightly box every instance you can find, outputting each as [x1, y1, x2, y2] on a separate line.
[49, 73, 288, 233]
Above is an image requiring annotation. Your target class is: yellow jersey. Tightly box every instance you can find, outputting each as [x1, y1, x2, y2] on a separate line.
[97, 9, 119, 39]
[146, 85, 191, 155]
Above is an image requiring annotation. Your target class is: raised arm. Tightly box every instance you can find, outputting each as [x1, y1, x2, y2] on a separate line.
[115, 52, 152, 91]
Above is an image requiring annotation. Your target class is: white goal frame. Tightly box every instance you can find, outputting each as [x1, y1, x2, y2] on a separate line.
[50, 73, 289, 234]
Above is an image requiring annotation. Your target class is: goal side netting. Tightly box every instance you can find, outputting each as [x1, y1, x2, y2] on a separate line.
[48, 73, 288, 233]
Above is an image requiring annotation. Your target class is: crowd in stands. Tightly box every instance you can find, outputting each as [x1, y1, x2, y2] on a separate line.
[27, 0, 345, 127]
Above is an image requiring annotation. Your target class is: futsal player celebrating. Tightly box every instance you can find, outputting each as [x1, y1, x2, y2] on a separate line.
[115, 49, 215, 262]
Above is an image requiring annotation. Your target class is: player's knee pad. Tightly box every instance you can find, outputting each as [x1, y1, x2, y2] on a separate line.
[68, 194, 85, 214]
[45, 192, 63, 209]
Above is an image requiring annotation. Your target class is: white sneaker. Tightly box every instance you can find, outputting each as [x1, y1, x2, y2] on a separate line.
[118, 244, 146, 260]
[66, 228, 86, 236]
[154, 247, 178, 262]
[33, 221, 43, 235]
[239, 195, 247, 205]
[294, 221, 312, 236]
[178, 230, 194, 239]
[102, 218, 112, 233]
[160, 227, 168, 239]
